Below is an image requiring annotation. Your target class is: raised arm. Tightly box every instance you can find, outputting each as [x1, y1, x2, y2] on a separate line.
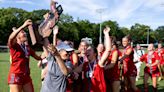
[8, 19, 32, 47]
[42, 38, 50, 57]
[98, 26, 111, 67]
[47, 44, 69, 76]
[53, 26, 59, 46]
[37, 33, 51, 68]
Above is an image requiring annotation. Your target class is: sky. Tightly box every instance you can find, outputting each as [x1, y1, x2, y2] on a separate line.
[0, 0, 164, 29]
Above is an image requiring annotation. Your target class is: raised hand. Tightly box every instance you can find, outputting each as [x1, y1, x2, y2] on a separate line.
[53, 26, 59, 35]
[43, 13, 50, 21]
[23, 19, 32, 28]
[47, 44, 58, 56]
[103, 26, 110, 34]
[12, 27, 17, 31]
[73, 63, 84, 73]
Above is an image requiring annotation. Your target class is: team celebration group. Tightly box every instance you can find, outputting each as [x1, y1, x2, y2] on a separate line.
[7, 10, 164, 92]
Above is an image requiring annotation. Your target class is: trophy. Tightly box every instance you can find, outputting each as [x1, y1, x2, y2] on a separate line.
[29, 0, 63, 45]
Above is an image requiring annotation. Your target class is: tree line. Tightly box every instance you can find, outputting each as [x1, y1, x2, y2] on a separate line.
[0, 8, 164, 49]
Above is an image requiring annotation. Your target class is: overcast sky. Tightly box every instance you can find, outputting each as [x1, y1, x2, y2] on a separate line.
[0, 0, 164, 29]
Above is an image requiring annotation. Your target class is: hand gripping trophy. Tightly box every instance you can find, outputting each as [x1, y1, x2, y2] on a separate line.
[28, 0, 63, 45]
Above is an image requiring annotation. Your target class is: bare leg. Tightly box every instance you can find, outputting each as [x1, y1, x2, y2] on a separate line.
[152, 77, 157, 92]
[112, 81, 120, 92]
[124, 77, 129, 91]
[129, 76, 140, 92]
[22, 82, 34, 92]
[9, 84, 22, 92]
[144, 73, 149, 92]
[158, 65, 162, 81]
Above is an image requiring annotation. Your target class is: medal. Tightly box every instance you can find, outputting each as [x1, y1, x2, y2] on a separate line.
[89, 71, 93, 78]
[87, 60, 96, 78]
[147, 52, 152, 74]
[20, 44, 29, 58]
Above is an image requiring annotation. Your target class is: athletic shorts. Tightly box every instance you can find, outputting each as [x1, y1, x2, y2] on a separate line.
[123, 61, 137, 77]
[144, 67, 160, 77]
[123, 67, 137, 77]
[8, 73, 32, 85]
[105, 72, 120, 83]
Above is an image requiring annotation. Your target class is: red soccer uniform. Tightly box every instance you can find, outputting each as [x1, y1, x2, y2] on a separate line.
[82, 61, 106, 92]
[8, 43, 36, 85]
[105, 49, 121, 81]
[140, 51, 160, 77]
[122, 46, 137, 77]
[155, 48, 164, 65]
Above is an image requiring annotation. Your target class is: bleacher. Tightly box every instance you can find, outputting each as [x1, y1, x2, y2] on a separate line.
[0, 45, 9, 52]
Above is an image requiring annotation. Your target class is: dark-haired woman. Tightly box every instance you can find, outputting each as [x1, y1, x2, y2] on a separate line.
[104, 41, 121, 92]
[75, 26, 111, 92]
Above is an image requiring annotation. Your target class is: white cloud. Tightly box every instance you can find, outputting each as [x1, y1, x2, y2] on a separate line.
[15, 0, 34, 5]
[101, 0, 164, 29]
[0, 0, 35, 5]
[103, 0, 145, 21]
[144, 0, 164, 7]
[51, 0, 163, 29]
[62, 0, 110, 22]
[0, 0, 4, 2]
[49, 0, 145, 22]
[0, 0, 163, 29]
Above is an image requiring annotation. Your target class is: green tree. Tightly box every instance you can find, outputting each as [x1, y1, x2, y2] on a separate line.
[60, 13, 73, 23]
[153, 26, 164, 42]
[102, 20, 124, 41]
[130, 23, 152, 44]
[0, 7, 163, 48]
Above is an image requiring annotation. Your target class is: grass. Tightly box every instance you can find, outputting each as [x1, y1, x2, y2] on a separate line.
[136, 63, 164, 92]
[0, 52, 164, 92]
[0, 52, 41, 92]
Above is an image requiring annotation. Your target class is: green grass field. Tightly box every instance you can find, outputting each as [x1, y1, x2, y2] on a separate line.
[0, 52, 41, 92]
[0, 52, 164, 92]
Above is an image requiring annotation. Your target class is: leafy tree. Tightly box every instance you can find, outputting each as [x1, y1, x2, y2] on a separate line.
[153, 26, 164, 42]
[60, 13, 73, 23]
[130, 23, 151, 44]
[0, 7, 163, 48]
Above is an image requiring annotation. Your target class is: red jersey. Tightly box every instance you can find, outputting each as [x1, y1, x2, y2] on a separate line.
[82, 61, 106, 92]
[155, 48, 164, 64]
[105, 49, 121, 81]
[122, 46, 137, 76]
[9, 43, 35, 74]
[140, 51, 160, 73]
[66, 53, 75, 92]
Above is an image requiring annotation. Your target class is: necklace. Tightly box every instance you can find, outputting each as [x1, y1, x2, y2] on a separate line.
[88, 60, 97, 78]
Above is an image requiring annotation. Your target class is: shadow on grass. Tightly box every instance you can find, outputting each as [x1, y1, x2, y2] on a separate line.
[0, 59, 9, 62]
[137, 84, 164, 92]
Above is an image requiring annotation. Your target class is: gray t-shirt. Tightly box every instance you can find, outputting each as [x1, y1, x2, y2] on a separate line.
[40, 54, 70, 92]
